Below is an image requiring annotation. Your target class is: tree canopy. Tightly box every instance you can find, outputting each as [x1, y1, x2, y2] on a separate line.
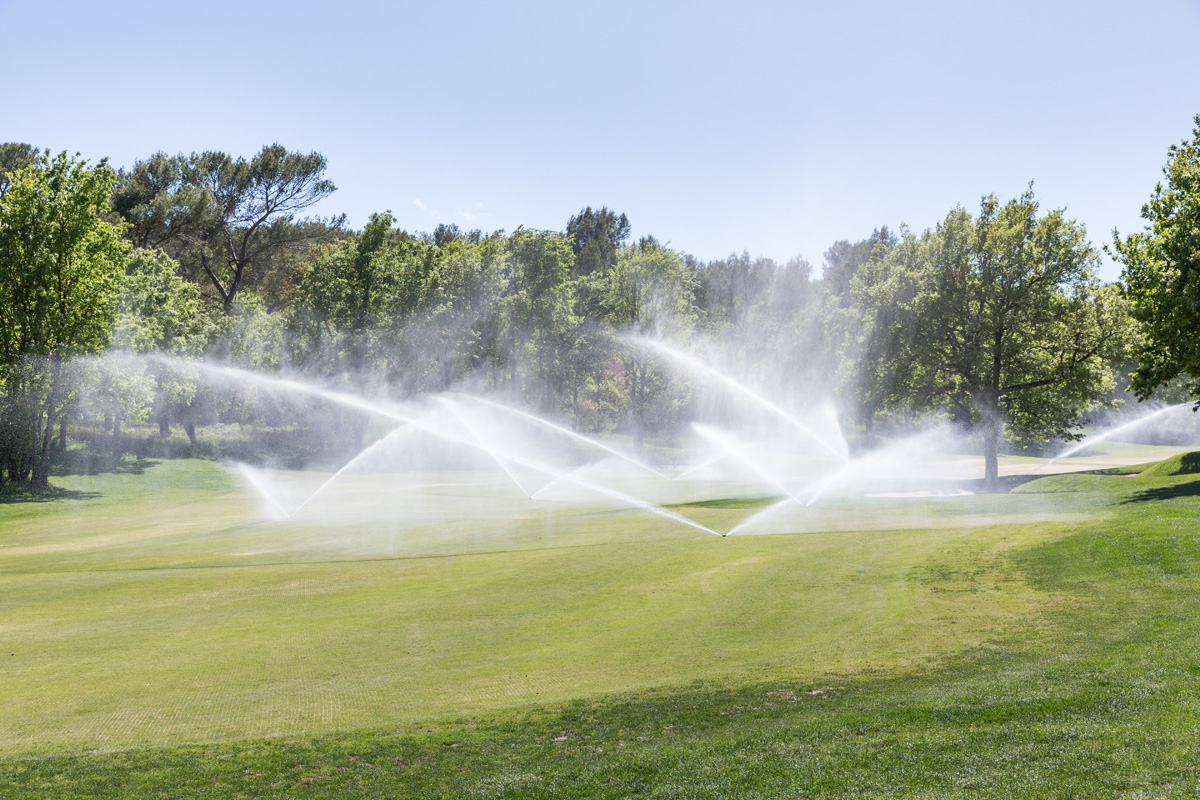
[0, 150, 128, 487]
[0, 135, 1163, 491]
[566, 206, 630, 277]
[1115, 114, 1200, 403]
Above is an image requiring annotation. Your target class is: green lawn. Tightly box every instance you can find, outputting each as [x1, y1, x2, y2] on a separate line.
[2, 455, 1200, 796]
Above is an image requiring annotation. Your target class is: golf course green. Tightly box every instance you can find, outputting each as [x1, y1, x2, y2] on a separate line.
[3, 451, 1200, 797]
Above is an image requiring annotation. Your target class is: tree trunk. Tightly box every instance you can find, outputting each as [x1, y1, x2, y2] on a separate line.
[31, 400, 55, 491]
[185, 421, 197, 446]
[159, 409, 171, 437]
[31, 358, 64, 491]
[30, 409, 53, 490]
[112, 413, 122, 452]
[58, 416, 67, 452]
[981, 389, 1000, 493]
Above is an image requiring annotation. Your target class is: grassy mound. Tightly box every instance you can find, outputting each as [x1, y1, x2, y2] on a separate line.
[1013, 450, 1200, 493]
[1137, 450, 1200, 478]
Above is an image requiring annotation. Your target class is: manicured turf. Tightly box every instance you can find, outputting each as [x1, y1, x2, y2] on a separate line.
[2, 453, 1200, 796]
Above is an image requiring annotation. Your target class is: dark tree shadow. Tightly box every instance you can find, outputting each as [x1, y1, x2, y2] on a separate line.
[1121, 480, 1200, 504]
[1175, 452, 1200, 475]
[0, 485, 101, 504]
[943, 474, 1045, 494]
[54, 452, 160, 477]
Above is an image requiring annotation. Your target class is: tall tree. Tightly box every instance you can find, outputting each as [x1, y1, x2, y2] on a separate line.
[504, 228, 578, 407]
[0, 151, 128, 487]
[604, 239, 697, 448]
[0, 143, 38, 200]
[1115, 114, 1200, 402]
[291, 211, 404, 371]
[109, 249, 213, 440]
[110, 152, 211, 250]
[863, 189, 1128, 491]
[822, 226, 897, 307]
[566, 206, 630, 277]
[183, 145, 340, 314]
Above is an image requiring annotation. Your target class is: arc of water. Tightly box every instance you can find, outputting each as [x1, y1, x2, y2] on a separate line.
[726, 442, 900, 535]
[455, 393, 669, 479]
[691, 423, 803, 502]
[530, 465, 722, 536]
[798, 431, 946, 507]
[234, 463, 293, 520]
[161, 358, 721, 537]
[674, 454, 727, 480]
[798, 460, 859, 507]
[437, 400, 721, 537]
[727, 496, 797, 536]
[181, 359, 413, 424]
[292, 424, 412, 515]
[626, 336, 850, 462]
[436, 398, 535, 498]
[1035, 402, 1193, 472]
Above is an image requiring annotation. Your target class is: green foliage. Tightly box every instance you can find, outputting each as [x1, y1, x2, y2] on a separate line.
[603, 240, 698, 443]
[1116, 114, 1200, 403]
[102, 250, 213, 441]
[503, 228, 579, 403]
[217, 293, 289, 370]
[110, 152, 211, 250]
[291, 215, 511, 388]
[605, 239, 697, 335]
[293, 211, 402, 336]
[0, 142, 38, 199]
[189, 145, 343, 314]
[113, 145, 342, 316]
[823, 226, 897, 308]
[112, 249, 211, 355]
[566, 205, 630, 277]
[0, 151, 128, 486]
[0, 151, 128, 361]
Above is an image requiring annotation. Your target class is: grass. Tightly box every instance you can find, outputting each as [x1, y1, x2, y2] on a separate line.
[2, 455, 1200, 795]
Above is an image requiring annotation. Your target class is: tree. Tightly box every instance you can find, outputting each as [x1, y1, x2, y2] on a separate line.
[110, 152, 211, 250]
[291, 211, 405, 372]
[504, 228, 578, 407]
[1115, 114, 1200, 402]
[566, 206, 630, 277]
[822, 227, 897, 307]
[820, 229, 898, 434]
[862, 188, 1127, 491]
[693, 251, 776, 329]
[0, 151, 128, 487]
[188, 145, 340, 314]
[603, 239, 697, 448]
[108, 249, 212, 441]
[0, 143, 38, 200]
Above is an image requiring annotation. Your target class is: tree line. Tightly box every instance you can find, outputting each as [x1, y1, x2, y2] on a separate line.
[2, 116, 1199, 491]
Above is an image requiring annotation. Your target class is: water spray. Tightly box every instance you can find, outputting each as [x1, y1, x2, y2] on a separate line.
[626, 336, 850, 463]
[1035, 402, 1193, 472]
[453, 393, 668, 479]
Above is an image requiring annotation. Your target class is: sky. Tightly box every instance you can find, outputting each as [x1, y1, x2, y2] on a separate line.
[4, 0, 1199, 280]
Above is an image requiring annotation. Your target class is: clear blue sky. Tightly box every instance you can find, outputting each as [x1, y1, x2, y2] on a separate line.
[4, 0, 1199, 280]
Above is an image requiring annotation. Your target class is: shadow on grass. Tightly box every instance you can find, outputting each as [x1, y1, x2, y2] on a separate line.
[949, 474, 1045, 494]
[673, 496, 781, 510]
[1121, 479, 1200, 504]
[53, 453, 160, 477]
[0, 485, 100, 504]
